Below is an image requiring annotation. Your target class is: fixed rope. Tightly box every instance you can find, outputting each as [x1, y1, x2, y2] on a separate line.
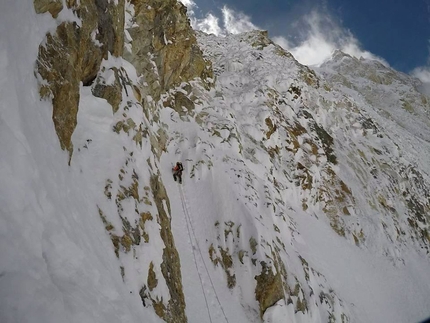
[179, 185, 230, 323]
[179, 186, 213, 323]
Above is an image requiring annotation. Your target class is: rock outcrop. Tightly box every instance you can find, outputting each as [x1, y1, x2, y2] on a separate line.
[30, 1, 430, 322]
[35, 0, 125, 155]
[35, 0, 211, 157]
[34, 1, 213, 322]
[125, 0, 212, 100]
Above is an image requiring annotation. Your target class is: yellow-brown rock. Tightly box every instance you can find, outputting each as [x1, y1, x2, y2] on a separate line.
[34, 1, 212, 319]
[92, 67, 125, 113]
[150, 174, 187, 323]
[255, 261, 284, 317]
[126, 0, 212, 99]
[34, 0, 63, 18]
[37, 22, 80, 153]
[34, 0, 125, 155]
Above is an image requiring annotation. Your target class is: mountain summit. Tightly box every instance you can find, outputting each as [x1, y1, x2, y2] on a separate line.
[0, 1, 429, 323]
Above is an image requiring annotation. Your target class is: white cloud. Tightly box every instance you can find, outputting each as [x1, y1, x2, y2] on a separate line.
[182, 4, 259, 36]
[272, 11, 388, 67]
[412, 66, 430, 83]
[412, 68, 430, 96]
[411, 43, 430, 95]
[178, 0, 198, 21]
[179, 0, 223, 35]
[273, 33, 334, 67]
[193, 13, 223, 36]
[183, 3, 386, 68]
[221, 6, 259, 34]
[178, 0, 196, 11]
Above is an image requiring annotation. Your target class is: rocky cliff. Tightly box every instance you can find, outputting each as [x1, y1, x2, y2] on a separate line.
[35, 0, 211, 156]
[34, 1, 212, 322]
[1, 1, 428, 323]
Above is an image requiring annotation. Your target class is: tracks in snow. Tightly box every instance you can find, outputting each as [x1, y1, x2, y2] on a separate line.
[178, 184, 229, 323]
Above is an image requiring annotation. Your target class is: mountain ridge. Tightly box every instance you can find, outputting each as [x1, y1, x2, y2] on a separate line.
[0, 1, 429, 323]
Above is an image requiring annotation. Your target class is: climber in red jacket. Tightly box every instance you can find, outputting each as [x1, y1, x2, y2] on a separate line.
[172, 162, 184, 184]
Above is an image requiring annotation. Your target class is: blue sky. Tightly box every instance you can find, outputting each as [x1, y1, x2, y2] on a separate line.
[180, 0, 430, 82]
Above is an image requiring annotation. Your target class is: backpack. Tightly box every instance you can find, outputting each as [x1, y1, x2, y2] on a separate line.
[177, 162, 184, 172]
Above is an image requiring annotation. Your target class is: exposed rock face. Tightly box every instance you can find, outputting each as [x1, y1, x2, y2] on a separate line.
[150, 174, 187, 323]
[33, 0, 63, 18]
[33, 1, 210, 322]
[35, 0, 125, 155]
[92, 66, 129, 114]
[255, 261, 284, 317]
[26, 1, 430, 321]
[35, 0, 211, 156]
[37, 22, 80, 154]
[125, 0, 212, 99]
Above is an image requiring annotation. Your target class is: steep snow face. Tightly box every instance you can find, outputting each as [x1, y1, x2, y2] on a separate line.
[0, 1, 159, 323]
[157, 30, 430, 323]
[320, 51, 430, 144]
[318, 51, 430, 253]
[1, 1, 430, 323]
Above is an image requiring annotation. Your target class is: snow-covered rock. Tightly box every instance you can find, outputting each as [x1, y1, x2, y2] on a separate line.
[0, 1, 429, 323]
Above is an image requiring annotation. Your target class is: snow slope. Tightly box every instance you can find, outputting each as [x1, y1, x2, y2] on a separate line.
[0, 2, 159, 323]
[160, 34, 430, 322]
[1, 1, 430, 323]
[158, 31, 430, 322]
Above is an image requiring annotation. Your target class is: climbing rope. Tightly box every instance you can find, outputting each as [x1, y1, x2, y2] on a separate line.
[179, 186, 214, 323]
[179, 185, 230, 323]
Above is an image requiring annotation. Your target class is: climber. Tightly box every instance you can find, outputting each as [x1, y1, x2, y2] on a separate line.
[172, 161, 184, 184]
